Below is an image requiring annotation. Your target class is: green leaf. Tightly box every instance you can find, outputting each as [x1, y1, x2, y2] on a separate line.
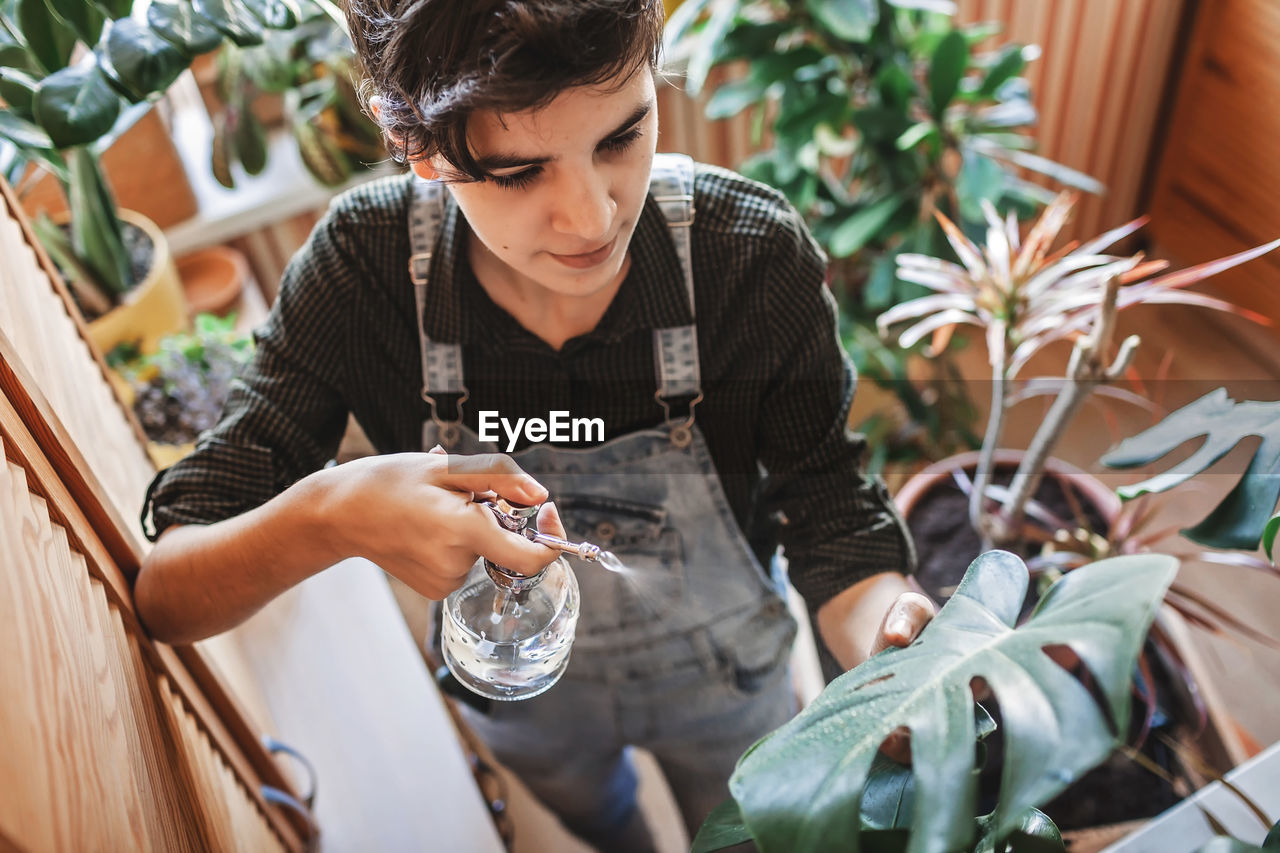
[705, 77, 766, 119]
[975, 809, 1063, 853]
[234, 107, 267, 174]
[1265, 513, 1279, 564]
[928, 30, 968, 116]
[17, 0, 76, 73]
[728, 550, 1176, 853]
[895, 120, 936, 151]
[691, 798, 756, 853]
[684, 0, 736, 97]
[977, 44, 1026, 100]
[1265, 818, 1280, 849]
[806, 0, 877, 43]
[829, 194, 905, 258]
[241, 0, 299, 29]
[98, 17, 190, 100]
[0, 65, 38, 115]
[194, 0, 266, 48]
[45, 0, 104, 45]
[955, 147, 1005, 223]
[1103, 389, 1280, 551]
[67, 144, 131, 295]
[33, 61, 120, 149]
[0, 101, 52, 147]
[148, 0, 225, 56]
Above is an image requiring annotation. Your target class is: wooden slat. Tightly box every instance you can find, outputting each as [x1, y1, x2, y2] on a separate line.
[0, 439, 290, 851]
[0, 392, 304, 852]
[0, 175, 311, 848]
[1147, 0, 1280, 328]
[955, 0, 1189, 242]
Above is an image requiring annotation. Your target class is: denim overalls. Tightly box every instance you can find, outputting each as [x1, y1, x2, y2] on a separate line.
[410, 155, 798, 851]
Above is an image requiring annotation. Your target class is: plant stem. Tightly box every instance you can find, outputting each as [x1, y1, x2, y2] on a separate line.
[1002, 275, 1133, 536]
[970, 324, 1009, 549]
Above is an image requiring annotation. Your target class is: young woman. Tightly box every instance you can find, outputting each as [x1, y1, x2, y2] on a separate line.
[136, 2, 931, 849]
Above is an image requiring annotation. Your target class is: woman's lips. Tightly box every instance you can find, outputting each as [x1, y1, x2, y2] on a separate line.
[549, 236, 616, 269]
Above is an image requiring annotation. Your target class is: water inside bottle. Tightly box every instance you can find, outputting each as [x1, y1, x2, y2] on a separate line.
[442, 561, 578, 701]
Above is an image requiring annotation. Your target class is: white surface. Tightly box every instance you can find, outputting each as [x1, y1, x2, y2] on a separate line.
[199, 558, 505, 853]
[1103, 740, 1280, 852]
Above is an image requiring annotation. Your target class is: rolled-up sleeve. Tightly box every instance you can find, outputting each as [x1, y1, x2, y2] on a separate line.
[142, 208, 361, 540]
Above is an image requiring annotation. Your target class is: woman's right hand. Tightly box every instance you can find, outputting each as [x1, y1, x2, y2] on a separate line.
[311, 448, 563, 599]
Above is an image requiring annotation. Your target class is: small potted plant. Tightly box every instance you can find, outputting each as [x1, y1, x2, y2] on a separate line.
[107, 313, 255, 468]
[0, 0, 294, 352]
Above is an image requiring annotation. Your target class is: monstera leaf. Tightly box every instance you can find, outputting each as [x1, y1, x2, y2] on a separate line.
[710, 550, 1176, 853]
[1102, 389, 1280, 551]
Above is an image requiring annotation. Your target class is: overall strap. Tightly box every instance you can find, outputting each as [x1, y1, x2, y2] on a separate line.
[648, 153, 702, 446]
[410, 177, 467, 446]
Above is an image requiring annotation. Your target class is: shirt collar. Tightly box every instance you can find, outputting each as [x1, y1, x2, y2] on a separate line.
[418, 187, 694, 350]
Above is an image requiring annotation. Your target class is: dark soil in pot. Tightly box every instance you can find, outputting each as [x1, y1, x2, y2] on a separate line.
[63, 220, 154, 321]
[907, 461, 1108, 609]
[905, 461, 1185, 832]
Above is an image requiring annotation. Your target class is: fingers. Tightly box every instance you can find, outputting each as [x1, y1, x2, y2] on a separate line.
[433, 452, 548, 507]
[879, 726, 913, 765]
[458, 501, 560, 576]
[868, 591, 937, 657]
[537, 501, 566, 539]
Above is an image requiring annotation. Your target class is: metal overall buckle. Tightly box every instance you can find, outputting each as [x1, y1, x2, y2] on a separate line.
[422, 386, 469, 448]
[656, 390, 703, 449]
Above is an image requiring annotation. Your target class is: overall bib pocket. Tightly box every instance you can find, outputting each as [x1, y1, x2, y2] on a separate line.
[556, 494, 687, 631]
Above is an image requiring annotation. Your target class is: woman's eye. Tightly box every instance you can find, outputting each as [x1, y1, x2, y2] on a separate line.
[599, 127, 643, 153]
[489, 168, 540, 190]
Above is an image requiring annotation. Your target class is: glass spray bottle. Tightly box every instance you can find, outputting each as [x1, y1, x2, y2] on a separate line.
[441, 498, 603, 701]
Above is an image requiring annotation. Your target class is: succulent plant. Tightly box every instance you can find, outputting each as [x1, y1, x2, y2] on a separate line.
[108, 313, 254, 446]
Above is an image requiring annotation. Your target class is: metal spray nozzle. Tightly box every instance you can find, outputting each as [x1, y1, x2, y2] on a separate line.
[474, 496, 604, 563]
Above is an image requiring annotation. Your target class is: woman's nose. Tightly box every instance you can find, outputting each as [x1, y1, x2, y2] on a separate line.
[550, 169, 615, 242]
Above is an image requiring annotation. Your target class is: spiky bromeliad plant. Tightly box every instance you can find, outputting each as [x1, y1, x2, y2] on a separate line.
[0, 0, 298, 315]
[877, 192, 1280, 551]
[692, 549, 1178, 853]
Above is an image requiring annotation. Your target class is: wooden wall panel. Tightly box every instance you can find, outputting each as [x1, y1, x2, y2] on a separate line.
[956, 0, 1188, 242]
[656, 0, 1188, 243]
[0, 187, 154, 557]
[0, 432, 289, 851]
[1146, 0, 1280, 330]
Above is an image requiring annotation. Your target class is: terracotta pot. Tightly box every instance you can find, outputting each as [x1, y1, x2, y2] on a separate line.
[85, 210, 188, 355]
[176, 245, 248, 317]
[894, 448, 1122, 528]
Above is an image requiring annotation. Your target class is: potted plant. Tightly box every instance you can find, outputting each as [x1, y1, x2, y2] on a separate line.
[871, 191, 1279, 831]
[663, 0, 1102, 479]
[107, 312, 255, 467]
[0, 0, 295, 352]
[691, 547, 1182, 852]
[205, 0, 385, 189]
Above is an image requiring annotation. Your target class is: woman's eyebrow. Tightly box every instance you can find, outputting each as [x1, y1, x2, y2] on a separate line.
[472, 99, 655, 173]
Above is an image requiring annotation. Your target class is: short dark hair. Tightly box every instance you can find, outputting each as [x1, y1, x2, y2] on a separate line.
[346, 0, 664, 180]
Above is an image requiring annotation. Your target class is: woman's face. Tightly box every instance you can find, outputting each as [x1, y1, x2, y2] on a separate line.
[412, 66, 658, 301]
